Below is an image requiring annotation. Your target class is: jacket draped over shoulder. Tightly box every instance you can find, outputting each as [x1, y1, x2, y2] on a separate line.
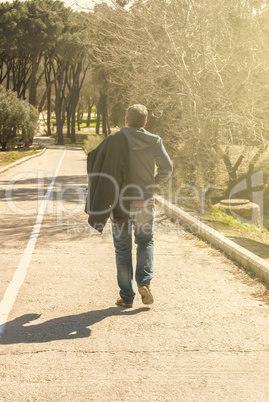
[85, 131, 130, 233]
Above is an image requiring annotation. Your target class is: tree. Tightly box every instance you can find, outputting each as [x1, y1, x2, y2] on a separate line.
[0, 1, 32, 99]
[0, 0, 91, 145]
[52, 10, 90, 144]
[0, 0, 68, 105]
[116, 0, 129, 7]
[91, 0, 269, 200]
[23, 0, 70, 107]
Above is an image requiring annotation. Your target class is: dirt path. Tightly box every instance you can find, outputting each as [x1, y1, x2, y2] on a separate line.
[0, 145, 269, 401]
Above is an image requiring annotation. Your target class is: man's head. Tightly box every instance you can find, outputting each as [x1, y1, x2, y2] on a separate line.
[125, 104, 148, 128]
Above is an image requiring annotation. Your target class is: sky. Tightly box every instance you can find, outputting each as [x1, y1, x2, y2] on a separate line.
[0, 0, 103, 11]
[59, 0, 98, 11]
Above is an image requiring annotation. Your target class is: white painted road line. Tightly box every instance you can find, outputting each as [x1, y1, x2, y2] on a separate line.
[0, 149, 66, 336]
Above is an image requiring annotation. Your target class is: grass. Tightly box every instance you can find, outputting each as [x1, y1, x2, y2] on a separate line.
[208, 206, 268, 234]
[0, 148, 42, 168]
[50, 115, 98, 129]
[50, 131, 105, 150]
[197, 205, 269, 249]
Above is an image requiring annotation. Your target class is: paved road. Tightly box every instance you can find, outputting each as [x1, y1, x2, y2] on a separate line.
[0, 143, 269, 401]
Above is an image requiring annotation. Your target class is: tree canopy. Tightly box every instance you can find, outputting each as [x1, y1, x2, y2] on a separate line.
[1, 0, 269, 199]
[90, 0, 269, 193]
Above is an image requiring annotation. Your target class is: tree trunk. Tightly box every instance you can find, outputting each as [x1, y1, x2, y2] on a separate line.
[96, 95, 102, 135]
[29, 55, 38, 107]
[102, 94, 107, 136]
[55, 101, 64, 145]
[70, 89, 80, 143]
[80, 110, 84, 128]
[77, 104, 81, 132]
[100, 94, 110, 136]
[67, 103, 71, 138]
[6, 63, 10, 90]
[47, 86, 51, 136]
[71, 107, 76, 143]
[106, 97, 111, 135]
[86, 105, 92, 127]
[1, 143, 7, 151]
[107, 118, 111, 135]
[55, 73, 64, 145]
[54, 65, 71, 145]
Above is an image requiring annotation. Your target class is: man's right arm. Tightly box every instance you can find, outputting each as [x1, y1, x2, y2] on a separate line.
[154, 138, 173, 183]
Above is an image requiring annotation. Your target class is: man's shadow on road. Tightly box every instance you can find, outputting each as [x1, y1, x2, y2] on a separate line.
[0, 307, 149, 344]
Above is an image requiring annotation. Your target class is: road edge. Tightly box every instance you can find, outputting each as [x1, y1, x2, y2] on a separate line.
[155, 194, 269, 285]
[0, 148, 46, 174]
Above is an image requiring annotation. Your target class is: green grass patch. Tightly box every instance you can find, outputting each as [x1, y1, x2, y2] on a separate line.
[0, 148, 41, 168]
[51, 131, 105, 151]
[50, 117, 98, 129]
[208, 206, 268, 235]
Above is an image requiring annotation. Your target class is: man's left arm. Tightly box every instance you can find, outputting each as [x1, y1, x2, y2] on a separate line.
[154, 138, 173, 184]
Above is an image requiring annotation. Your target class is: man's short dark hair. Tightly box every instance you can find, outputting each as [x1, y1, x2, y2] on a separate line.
[126, 104, 148, 128]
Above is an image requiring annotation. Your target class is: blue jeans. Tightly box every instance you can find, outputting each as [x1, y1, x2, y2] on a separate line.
[112, 205, 154, 304]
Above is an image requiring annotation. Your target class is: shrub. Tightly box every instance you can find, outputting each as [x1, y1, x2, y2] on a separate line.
[84, 134, 105, 153]
[0, 87, 39, 150]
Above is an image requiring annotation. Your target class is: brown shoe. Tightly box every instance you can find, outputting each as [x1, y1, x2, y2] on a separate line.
[116, 297, 133, 308]
[138, 284, 154, 305]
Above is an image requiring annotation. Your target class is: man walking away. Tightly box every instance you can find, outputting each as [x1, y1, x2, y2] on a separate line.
[113, 104, 173, 308]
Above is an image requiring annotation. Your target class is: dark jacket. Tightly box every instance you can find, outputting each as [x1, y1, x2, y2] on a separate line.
[85, 131, 129, 233]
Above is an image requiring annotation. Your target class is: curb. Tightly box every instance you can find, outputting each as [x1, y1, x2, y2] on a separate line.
[0, 148, 46, 174]
[155, 194, 269, 285]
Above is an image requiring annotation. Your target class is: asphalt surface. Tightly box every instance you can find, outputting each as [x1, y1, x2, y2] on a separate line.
[0, 140, 269, 401]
